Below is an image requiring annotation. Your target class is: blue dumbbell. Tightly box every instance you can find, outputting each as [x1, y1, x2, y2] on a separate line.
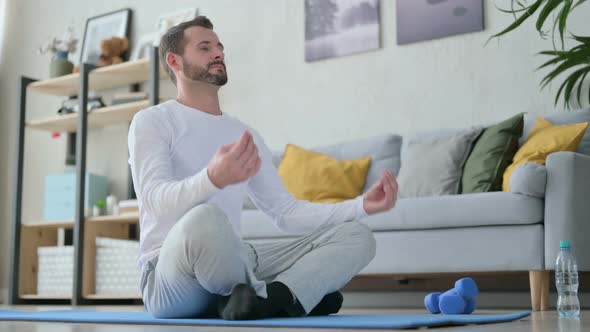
[424, 277, 479, 314]
[424, 292, 442, 314]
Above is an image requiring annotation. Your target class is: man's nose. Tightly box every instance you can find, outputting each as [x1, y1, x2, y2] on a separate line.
[213, 48, 224, 60]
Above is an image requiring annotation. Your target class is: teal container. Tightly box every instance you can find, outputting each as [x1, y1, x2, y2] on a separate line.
[43, 173, 109, 221]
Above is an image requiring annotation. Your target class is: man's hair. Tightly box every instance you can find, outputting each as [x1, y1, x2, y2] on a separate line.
[159, 16, 214, 85]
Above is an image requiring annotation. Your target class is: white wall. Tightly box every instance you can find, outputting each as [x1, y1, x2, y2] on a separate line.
[0, 0, 588, 293]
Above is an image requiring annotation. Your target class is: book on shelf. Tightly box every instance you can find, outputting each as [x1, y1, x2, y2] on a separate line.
[111, 92, 148, 105]
[118, 199, 139, 214]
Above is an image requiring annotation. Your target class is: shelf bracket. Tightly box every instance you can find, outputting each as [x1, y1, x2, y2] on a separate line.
[72, 63, 96, 306]
[9, 76, 37, 305]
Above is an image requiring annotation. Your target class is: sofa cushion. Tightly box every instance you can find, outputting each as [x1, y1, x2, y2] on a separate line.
[521, 108, 590, 156]
[365, 192, 543, 231]
[272, 134, 402, 193]
[240, 192, 544, 239]
[509, 162, 547, 198]
[277, 144, 371, 203]
[503, 117, 588, 191]
[461, 113, 524, 193]
[397, 128, 482, 198]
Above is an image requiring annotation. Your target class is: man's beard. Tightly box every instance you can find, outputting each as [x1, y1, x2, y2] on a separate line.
[182, 58, 228, 86]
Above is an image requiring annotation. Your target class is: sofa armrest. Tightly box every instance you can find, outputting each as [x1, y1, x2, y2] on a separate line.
[545, 151, 590, 270]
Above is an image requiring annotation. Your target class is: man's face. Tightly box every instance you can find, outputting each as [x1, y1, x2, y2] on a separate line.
[179, 26, 227, 86]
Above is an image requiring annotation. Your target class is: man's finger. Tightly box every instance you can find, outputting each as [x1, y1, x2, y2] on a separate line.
[382, 177, 393, 203]
[231, 131, 251, 158]
[247, 157, 261, 177]
[385, 170, 397, 192]
[219, 143, 232, 153]
[387, 173, 397, 192]
[243, 148, 259, 171]
[373, 177, 384, 191]
[235, 133, 254, 161]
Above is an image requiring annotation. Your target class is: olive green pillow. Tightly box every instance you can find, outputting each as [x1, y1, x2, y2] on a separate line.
[461, 113, 524, 193]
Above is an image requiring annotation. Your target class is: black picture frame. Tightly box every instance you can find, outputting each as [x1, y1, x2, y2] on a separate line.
[79, 8, 132, 65]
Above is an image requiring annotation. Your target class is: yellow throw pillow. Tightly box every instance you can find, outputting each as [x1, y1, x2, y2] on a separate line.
[277, 144, 371, 203]
[503, 117, 588, 191]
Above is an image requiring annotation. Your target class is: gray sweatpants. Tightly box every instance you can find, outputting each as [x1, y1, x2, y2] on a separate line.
[141, 203, 376, 318]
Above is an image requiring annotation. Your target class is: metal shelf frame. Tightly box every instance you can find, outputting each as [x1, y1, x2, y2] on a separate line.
[9, 46, 160, 305]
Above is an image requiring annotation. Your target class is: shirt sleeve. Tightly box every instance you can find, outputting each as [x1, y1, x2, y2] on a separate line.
[246, 129, 368, 235]
[128, 109, 221, 222]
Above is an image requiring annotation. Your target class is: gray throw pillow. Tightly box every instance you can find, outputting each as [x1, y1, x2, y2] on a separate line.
[509, 162, 547, 198]
[398, 128, 482, 198]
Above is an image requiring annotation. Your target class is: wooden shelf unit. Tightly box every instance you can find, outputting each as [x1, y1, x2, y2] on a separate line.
[27, 100, 156, 133]
[27, 59, 166, 96]
[82, 215, 139, 300]
[84, 293, 142, 300]
[18, 221, 73, 299]
[20, 294, 72, 300]
[10, 47, 161, 305]
[18, 214, 140, 301]
[24, 212, 139, 228]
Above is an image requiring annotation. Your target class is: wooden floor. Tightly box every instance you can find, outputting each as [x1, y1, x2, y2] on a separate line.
[0, 306, 587, 331]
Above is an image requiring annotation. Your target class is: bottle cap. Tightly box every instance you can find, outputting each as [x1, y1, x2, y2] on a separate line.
[560, 240, 571, 249]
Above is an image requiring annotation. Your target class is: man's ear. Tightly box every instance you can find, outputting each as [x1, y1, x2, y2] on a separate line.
[166, 52, 181, 72]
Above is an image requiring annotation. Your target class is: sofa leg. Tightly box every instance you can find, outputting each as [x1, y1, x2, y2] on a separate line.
[529, 270, 550, 311]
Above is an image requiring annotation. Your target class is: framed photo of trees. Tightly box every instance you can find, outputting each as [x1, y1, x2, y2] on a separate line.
[305, 0, 381, 62]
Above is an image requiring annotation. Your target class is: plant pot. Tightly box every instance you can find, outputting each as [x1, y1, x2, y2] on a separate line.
[50, 51, 73, 78]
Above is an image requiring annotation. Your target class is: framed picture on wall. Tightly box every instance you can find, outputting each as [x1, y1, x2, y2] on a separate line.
[396, 0, 484, 45]
[79, 8, 132, 65]
[130, 32, 158, 61]
[154, 8, 198, 46]
[305, 0, 381, 62]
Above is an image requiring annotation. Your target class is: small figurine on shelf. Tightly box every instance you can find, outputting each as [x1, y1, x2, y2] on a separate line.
[106, 194, 119, 215]
[93, 199, 106, 217]
[73, 36, 129, 73]
[37, 25, 78, 78]
[97, 36, 129, 67]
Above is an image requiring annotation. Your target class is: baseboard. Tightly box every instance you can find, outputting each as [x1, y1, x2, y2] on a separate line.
[342, 291, 590, 310]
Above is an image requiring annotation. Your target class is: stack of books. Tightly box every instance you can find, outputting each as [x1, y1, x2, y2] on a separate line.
[118, 199, 139, 215]
[111, 92, 148, 105]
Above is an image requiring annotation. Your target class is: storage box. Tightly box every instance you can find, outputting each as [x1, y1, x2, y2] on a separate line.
[37, 246, 73, 296]
[95, 237, 140, 295]
[43, 173, 109, 221]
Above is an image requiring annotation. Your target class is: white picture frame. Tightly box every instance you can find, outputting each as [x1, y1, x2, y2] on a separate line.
[130, 32, 157, 61]
[154, 8, 199, 46]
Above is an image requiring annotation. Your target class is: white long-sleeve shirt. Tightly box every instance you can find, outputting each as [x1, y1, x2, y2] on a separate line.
[128, 100, 368, 270]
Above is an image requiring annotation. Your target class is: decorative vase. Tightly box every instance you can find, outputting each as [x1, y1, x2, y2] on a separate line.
[49, 51, 74, 78]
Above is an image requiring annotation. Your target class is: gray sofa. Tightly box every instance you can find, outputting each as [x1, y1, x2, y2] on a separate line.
[240, 110, 590, 311]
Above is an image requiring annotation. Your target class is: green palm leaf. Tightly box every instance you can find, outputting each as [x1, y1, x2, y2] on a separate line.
[487, 0, 544, 42]
[557, 0, 574, 48]
[491, 0, 589, 109]
[538, 38, 590, 107]
[575, 70, 589, 105]
[536, 0, 563, 33]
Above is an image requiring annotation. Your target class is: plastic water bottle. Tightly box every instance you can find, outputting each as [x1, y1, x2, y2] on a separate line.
[555, 240, 580, 318]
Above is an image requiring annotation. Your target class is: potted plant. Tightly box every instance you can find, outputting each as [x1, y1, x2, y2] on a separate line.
[37, 25, 79, 78]
[490, 0, 589, 109]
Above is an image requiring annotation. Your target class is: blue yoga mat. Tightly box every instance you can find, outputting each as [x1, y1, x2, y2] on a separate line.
[0, 309, 530, 329]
